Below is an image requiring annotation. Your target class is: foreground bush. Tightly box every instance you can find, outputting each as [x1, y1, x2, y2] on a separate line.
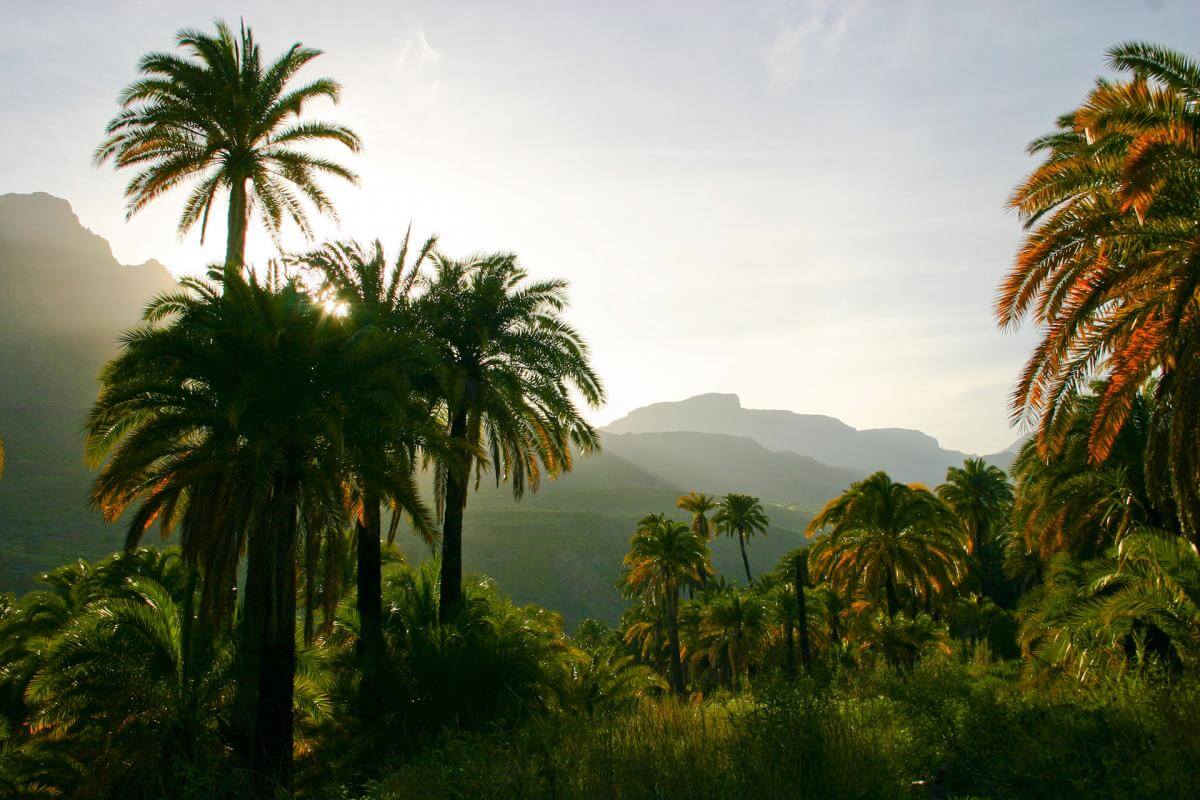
[369, 660, 1200, 800]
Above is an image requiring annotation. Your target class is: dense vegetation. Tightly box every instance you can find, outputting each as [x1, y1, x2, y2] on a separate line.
[2, 24, 1200, 800]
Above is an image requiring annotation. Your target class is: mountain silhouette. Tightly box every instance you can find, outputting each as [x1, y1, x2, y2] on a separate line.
[0, 192, 176, 586]
[605, 392, 1016, 484]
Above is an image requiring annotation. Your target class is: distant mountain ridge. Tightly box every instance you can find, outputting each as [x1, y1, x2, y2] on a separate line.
[605, 393, 1016, 484]
[0, 192, 177, 586]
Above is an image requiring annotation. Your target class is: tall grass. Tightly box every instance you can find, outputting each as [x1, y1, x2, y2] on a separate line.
[367, 660, 1200, 800]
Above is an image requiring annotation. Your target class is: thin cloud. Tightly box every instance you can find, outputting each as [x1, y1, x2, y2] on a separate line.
[765, 0, 867, 85]
[396, 30, 441, 74]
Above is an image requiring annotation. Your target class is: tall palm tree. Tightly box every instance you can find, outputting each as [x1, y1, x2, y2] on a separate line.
[714, 493, 769, 584]
[619, 514, 710, 696]
[85, 265, 351, 796]
[417, 252, 603, 622]
[937, 458, 1013, 556]
[95, 20, 360, 266]
[807, 472, 967, 619]
[677, 492, 717, 592]
[938, 458, 1014, 601]
[997, 42, 1200, 539]
[770, 548, 815, 673]
[291, 233, 441, 660]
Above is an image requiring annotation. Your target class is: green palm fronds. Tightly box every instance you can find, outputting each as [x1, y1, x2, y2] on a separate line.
[96, 20, 360, 265]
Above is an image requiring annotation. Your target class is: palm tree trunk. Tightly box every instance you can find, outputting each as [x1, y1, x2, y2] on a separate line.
[180, 560, 200, 758]
[239, 475, 300, 798]
[439, 408, 470, 624]
[884, 567, 900, 620]
[303, 514, 319, 647]
[665, 588, 685, 697]
[226, 176, 249, 268]
[355, 492, 384, 724]
[730, 631, 743, 690]
[830, 604, 843, 648]
[794, 555, 813, 673]
[784, 618, 796, 676]
[738, 531, 753, 584]
[356, 492, 383, 655]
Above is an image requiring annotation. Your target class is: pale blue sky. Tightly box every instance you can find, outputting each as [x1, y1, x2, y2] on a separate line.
[2, 0, 1195, 453]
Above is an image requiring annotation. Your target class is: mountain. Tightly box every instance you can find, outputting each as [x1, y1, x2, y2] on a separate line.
[0, 193, 176, 587]
[605, 393, 1017, 484]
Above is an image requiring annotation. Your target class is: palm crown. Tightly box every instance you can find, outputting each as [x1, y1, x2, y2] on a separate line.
[676, 492, 717, 540]
[95, 20, 360, 265]
[937, 458, 1013, 555]
[620, 513, 709, 695]
[418, 252, 604, 620]
[997, 42, 1200, 538]
[713, 493, 769, 584]
[807, 472, 966, 619]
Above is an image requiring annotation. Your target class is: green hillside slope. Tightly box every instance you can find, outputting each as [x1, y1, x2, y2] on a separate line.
[403, 431, 858, 626]
[0, 193, 176, 589]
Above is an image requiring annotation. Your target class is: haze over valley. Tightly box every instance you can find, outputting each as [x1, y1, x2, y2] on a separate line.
[1, 191, 1012, 620]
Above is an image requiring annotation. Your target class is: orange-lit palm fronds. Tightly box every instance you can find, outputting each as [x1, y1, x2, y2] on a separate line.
[998, 42, 1200, 538]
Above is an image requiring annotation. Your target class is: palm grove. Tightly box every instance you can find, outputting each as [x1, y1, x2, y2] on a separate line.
[1, 23, 1200, 800]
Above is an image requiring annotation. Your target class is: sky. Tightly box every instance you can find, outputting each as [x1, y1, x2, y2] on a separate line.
[1, 0, 1196, 454]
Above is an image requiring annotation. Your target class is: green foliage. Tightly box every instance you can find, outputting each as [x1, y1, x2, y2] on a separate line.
[0, 549, 263, 798]
[369, 661, 1200, 800]
[10, 32, 1200, 800]
[1010, 389, 1170, 560]
[808, 471, 967, 618]
[713, 493, 769, 583]
[1018, 530, 1200, 681]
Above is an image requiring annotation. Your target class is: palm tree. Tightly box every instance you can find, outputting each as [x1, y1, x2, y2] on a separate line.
[564, 647, 667, 713]
[1019, 530, 1200, 679]
[855, 611, 950, 671]
[770, 548, 815, 673]
[997, 42, 1200, 539]
[417, 252, 603, 622]
[677, 492, 717, 593]
[677, 492, 717, 539]
[1011, 388, 1171, 560]
[291, 234, 442, 660]
[23, 574, 234, 791]
[619, 514, 710, 696]
[938, 458, 1013, 556]
[714, 493, 769, 584]
[807, 472, 967, 619]
[698, 589, 766, 689]
[95, 20, 360, 267]
[85, 265, 351, 795]
[938, 458, 1014, 601]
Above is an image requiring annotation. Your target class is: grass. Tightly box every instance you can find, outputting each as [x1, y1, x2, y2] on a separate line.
[363, 659, 1200, 800]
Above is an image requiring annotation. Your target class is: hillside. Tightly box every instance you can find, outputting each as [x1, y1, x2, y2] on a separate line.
[605, 392, 1017, 484]
[406, 430, 860, 625]
[0, 193, 176, 587]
